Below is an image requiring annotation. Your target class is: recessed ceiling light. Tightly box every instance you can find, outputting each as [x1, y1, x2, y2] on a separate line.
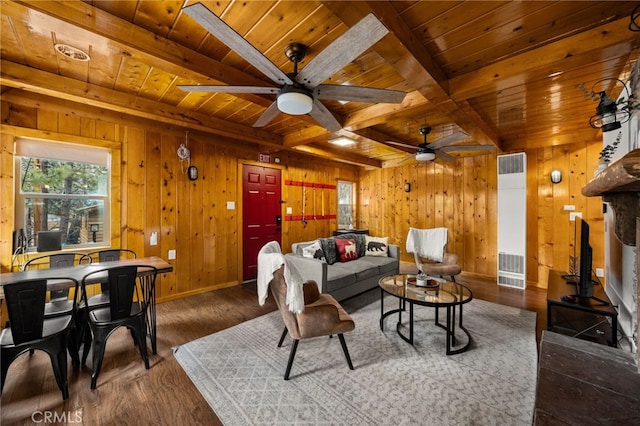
[329, 137, 355, 147]
[54, 43, 90, 61]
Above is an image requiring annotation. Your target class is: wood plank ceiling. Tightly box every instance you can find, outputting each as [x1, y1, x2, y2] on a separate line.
[1, 1, 639, 168]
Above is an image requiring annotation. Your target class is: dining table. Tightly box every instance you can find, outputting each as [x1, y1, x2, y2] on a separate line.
[0, 255, 173, 354]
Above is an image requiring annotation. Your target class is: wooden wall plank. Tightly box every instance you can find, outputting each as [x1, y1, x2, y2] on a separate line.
[0, 133, 15, 273]
[124, 127, 146, 260]
[173, 133, 190, 293]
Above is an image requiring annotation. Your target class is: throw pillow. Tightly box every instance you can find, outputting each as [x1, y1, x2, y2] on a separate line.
[320, 237, 339, 265]
[335, 238, 359, 262]
[336, 233, 366, 257]
[302, 240, 325, 261]
[365, 236, 388, 257]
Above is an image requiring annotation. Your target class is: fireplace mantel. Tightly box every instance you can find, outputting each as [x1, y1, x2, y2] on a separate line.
[582, 149, 640, 246]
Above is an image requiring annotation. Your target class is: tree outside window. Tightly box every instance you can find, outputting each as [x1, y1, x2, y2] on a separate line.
[15, 140, 110, 251]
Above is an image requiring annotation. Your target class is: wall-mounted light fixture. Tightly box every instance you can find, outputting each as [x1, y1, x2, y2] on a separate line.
[581, 78, 638, 132]
[404, 182, 411, 192]
[188, 165, 198, 181]
[550, 169, 562, 184]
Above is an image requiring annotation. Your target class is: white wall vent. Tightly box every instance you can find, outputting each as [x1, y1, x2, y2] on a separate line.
[497, 152, 527, 289]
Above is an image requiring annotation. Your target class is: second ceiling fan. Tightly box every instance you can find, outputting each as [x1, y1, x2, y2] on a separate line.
[386, 127, 495, 162]
[178, 3, 407, 132]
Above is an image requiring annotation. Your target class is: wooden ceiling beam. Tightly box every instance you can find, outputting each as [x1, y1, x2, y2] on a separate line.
[341, 129, 415, 154]
[322, 0, 502, 150]
[0, 60, 283, 147]
[8, 0, 274, 108]
[292, 145, 382, 168]
[342, 90, 429, 131]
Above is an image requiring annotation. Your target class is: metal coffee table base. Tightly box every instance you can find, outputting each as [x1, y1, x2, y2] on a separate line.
[380, 292, 472, 355]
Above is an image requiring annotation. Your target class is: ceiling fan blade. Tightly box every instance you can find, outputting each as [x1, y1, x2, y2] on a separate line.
[297, 13, 389, 88]
[439, 145, 495, 152]
[314, 85, 406, 104]
[178, 85, 279, 94]
[398, 153, 417, 164]
[428, 131, 470, 150]
[308, 98, 342, 132]
[385, 140, 419, 150]
[183, 3, 293, 86]
[435, 151, 456, 162]
[253, 101, 281, 127]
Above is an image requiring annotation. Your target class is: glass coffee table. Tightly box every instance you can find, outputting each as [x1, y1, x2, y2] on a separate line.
[379, 274, 473, 355]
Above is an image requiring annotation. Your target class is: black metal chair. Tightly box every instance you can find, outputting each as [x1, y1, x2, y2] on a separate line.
[80, 265, 157, 389]
[83, 249, 136, 308]
[77, 249, 137, 360]
[23, 253, 91, 318]
[1, 277, 80, 400]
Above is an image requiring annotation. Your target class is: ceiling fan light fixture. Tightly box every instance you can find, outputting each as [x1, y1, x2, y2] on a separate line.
[277, 86, 313, 115]
[415, 152, 436, 161]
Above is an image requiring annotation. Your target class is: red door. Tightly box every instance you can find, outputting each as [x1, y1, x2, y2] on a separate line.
[242, 165, 281, 281]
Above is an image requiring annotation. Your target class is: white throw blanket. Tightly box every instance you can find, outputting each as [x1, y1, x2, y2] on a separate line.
[406, 227, 448, 262]
[257, 241, 305, 314]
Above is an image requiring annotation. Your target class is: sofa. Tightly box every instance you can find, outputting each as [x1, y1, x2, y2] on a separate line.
[285, 233, 400, 301]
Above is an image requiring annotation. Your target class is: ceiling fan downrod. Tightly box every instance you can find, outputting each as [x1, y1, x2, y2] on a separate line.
[284, 42, 307, 76]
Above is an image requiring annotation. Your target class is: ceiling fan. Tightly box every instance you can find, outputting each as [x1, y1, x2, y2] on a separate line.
[386, 127, 495, 162]
[178, 3, 407, 132]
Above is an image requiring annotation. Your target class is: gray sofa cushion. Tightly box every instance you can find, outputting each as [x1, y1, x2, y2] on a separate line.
[359, 256, 398, 275]
[325, 264, 357, 292]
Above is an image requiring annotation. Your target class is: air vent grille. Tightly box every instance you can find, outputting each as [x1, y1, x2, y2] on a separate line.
[498, 154, 525, 175]
[498, 253, 525, 274]
[498, 275, 526, 289]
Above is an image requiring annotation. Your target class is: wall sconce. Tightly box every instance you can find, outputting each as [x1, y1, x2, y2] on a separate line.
[404, 182, 411, 192]
[550, 169, 562, 184]
[188, 165, 198, 181]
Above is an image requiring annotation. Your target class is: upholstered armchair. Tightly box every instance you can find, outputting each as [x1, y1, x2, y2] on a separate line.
[414, 252, 462, 282]
[406, 227, 462, 282]
[270, 266, 355, 380]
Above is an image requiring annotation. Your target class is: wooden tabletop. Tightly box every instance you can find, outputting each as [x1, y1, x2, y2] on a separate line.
[0, 256, 173, 286]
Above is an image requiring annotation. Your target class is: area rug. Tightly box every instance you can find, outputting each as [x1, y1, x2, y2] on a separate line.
[173, 291, 538, 425]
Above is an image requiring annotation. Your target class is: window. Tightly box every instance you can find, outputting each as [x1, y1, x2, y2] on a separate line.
[15, 139, 110, 251]
[337, 180, 355, 229]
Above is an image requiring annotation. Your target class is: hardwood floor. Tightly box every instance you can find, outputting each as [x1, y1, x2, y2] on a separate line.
[1, 270, 547, 425]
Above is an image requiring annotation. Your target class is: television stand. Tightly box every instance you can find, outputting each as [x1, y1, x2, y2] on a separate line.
[573, 294, 610, 306]
[560, 273, 579, 283]
[571, 281, 610, 306]
[547, 270, 618, 347]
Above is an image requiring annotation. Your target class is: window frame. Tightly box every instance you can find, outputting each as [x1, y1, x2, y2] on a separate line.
[336, 180, 356, 230]
[14, 138, 112, 252]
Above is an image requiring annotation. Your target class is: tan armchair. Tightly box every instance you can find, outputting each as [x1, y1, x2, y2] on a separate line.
[270, 265, 355, 380]
[414, 252, 462, 282]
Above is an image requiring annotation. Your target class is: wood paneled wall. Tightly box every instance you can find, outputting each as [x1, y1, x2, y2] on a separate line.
[1, 94, 603, 295]
[359, 142, 603, 288]
[0, 96, 358, 302]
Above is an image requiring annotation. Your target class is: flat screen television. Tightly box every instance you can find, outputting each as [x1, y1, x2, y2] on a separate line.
[576, 218, 594, 298]
[36, 230, 62, 252]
